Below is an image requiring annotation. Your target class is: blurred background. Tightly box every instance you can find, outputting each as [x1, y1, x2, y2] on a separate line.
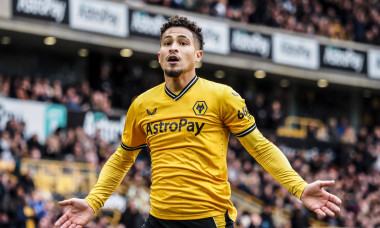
[0, 0, 380, 227]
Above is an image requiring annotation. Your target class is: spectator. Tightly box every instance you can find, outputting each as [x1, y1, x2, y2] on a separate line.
[210, 0, 227, 18]
[252, 92, 268, 128]
[51, 80, 63, 104]
[119, 198, 145, 228]
[353, 7, 368, 42]
[327, 117, 339, 142]
[62, 86, 82, 111]
[0, 131, 14, 164]
[316, 124, 330, 142]
[79, 81, 92, 111]
[12, 77, 31, 100]
[43, 128, 62, 159]
[340, 126, 357, 144]
[31, 77, 49, 102]
[267, 100, 284, 130]
[0, 75, 10, 97]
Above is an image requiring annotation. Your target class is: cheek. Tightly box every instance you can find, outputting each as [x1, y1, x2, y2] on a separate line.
[185, 51, 196, 60]
[158, 52, 164, 63]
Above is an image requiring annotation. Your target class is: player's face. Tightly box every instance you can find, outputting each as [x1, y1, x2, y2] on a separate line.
[158, 27, 202, 78]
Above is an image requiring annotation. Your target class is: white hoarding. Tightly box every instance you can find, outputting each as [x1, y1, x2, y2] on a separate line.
[69, 0, 128, 37]
[129, 10, 167, 37]
[230, 29, 271, 58]
[190, 17, 230, 55]
[368, 49, 380, 79]
[83, 112, 124, 143]
[272, 33, 319, 70]
[0, 98, 67, 143]
[0, 0, 12, 19]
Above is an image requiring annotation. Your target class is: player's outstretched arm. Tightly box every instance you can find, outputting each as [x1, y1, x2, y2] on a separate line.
[54, 198, 95, 228]
[300, 180, 342, 218]
[237, 129, 342, 217]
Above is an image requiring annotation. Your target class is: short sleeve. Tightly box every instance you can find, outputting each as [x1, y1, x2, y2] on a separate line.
[120, 99, 147, 151]
[220, 86, 256, 137]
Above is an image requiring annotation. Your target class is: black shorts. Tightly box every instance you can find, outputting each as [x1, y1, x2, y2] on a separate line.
[141, 211, 234, 228]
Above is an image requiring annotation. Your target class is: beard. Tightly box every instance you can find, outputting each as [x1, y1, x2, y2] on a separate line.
[164, 68, 183, 78]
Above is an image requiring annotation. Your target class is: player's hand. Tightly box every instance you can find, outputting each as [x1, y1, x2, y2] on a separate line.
[54, 198, 95, 228]
[300, 180, 342, 218]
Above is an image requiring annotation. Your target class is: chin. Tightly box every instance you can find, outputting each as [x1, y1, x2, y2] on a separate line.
[164, 69, 183, 77]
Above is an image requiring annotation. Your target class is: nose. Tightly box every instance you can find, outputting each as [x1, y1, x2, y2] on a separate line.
[169, 42, 179, 53]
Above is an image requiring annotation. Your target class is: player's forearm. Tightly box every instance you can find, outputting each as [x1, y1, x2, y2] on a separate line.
[85, 145, 140, 212]
[238, 129, 307, 199]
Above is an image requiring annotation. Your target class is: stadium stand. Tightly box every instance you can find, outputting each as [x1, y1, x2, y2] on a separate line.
[144, 0, 380, 45]
[1, 116, 380, 227]
[1, 0, 380, 227]
[1, 70, 380, 227]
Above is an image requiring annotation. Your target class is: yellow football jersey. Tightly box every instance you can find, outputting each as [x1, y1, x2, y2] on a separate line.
[121, 76, 255, 220]
[85, 75, 307, 222]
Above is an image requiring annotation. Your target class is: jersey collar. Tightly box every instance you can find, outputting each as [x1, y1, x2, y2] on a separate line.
[164, 75, 199, 101]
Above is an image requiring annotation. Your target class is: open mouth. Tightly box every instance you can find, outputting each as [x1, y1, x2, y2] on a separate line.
[167, 55, 180, 64]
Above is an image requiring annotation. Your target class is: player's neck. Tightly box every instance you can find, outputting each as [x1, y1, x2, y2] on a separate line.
[164, 72, 196, 93]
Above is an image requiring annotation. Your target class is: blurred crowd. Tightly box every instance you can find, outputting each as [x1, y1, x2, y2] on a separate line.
[143, 0, 380, 45]
[227, 128, 380, 227]
[1, 116, 380, 227]
[1, 1, 380, 226]
[4, 71, 379, 146]
[0, 72, 380, 227]
[0, 74, 114, 116]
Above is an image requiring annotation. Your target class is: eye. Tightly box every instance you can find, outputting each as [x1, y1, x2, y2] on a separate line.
[180, 41, 188, 46]
[163, 41, 171, 46]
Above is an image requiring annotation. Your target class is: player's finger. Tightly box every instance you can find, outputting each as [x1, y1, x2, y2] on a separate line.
[318, 180, 335, 188]
[321, 206, 335, 217]
[54, 214, 68, 227]
[59, 199, 74, 206]
[326, 200, 341, 214]
[314, 208, 326, 217]
[61, 220, 73, 228]
[69, 224, 77, 228]
[328, 193, 342, 205]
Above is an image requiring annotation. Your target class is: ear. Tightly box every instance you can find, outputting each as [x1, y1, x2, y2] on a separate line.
[157, 52, 160, 63]
[195, 50, 203, 62]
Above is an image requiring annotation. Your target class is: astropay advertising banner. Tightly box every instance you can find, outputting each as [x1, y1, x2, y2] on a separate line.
[66, 110, 124, 143]
[69, 0, 128, 37]
[368, 49, 380, 79]
[272, 33, 319, 70]
[0, 0, 12, 19]
[321, 45, 366, 74]
[128, 11, 230, 55]
[230, 28, 271, 59]
[129, 10, 168, 39]
[190, 17, 230, 55]
[13, 0, 69, 23]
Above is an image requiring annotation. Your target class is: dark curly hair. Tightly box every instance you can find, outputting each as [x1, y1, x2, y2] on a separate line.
[160, 15, 205, 50]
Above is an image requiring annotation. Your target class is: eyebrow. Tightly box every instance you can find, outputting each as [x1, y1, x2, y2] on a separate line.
[163, 35, 191, 41]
